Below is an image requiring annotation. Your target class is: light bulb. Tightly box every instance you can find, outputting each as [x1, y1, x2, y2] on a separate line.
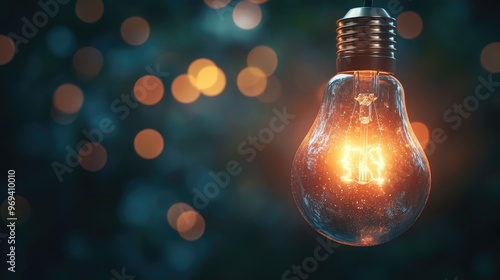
[291, 6, 431, 246]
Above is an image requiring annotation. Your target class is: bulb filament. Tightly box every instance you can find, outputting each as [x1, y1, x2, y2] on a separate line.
[341, 92, 385, 185]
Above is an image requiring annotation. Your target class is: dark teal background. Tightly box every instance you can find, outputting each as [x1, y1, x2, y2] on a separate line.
[1, 0, 499, 279]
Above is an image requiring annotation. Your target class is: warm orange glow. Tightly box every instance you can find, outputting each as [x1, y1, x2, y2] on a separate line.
[75, 0, 104, 23]
[185, 59, 226, 96]
[316, 81, 328, 103]
[0, 35, 15, 65]
[411, 121, 430, 149]
[121, 17, 150, 46]
[134, 129, 164, 159]
[53, 84, 84, 114]
[257, 75, 281, 103]
[134, 75, 164, 105]
[72, 47, 103, 79]
[78, 142, 107, 172]
[176, 211, 197, 232]
[237, 67, 267, 97]
[187, 58, 216, 86]
[341, 91, 385, 185]
[167, 202, 194, 230]
[247, 46, 278, 76]
[480, 42, 500, 73]
[233, 1, 262, 30]
[203, 0, 230, 9]
[341, 145, 384, 185]
[177, 210, 206, 241]
[361, 236, 374, 246]
[201, 67, 226, 97]
[396, 11, 423, 40]
[196, 66, 219, 90]
[171, 74, 201, 104]
[291, 71, 432, 246]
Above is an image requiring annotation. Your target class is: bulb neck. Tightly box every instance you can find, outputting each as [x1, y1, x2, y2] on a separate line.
[336, 7, 397, 73]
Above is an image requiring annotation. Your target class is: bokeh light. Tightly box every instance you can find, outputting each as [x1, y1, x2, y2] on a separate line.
[134, 129, 164, 159]
[196, 66, 219, 90]
[480, 42, 500, 73]
[78, 142, 108, 172]
[186, 59, 226, 96]
[247, 45, 278, 76]
[203, 0, 230, 9]
[187, 58, 215, 86]
[1, 196, 31, 225]
[133, 75, 164, 105]
[46, 26, 76, 58]
[237, 67, 267, 97]
[167, 202, 194, 230]
[177, 210, 206, 241]
[75, 0, 104, 23]
[72, 47, 104, 79]
[257, 75, 281, 103]
[0, 1, 497, 277]
[0, 35, 15, 65]
[411, 121, 430, 149]
[201, 67, 226, 97]
[53, 83, 84, 114]
[397, 11, 423, 40]
[177, 211, 197, 233]
[121, 16, 150, 46]
[233, 1, 262, 30]
[171, 74, 201, 104]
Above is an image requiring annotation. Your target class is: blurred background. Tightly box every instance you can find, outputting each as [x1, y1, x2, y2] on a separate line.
[0, 0, 499, 279]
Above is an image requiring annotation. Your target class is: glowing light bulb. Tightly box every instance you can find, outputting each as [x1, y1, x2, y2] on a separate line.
[291, 6, 431, 246]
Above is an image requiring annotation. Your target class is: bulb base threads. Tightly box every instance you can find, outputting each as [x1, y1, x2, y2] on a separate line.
[336, 7, 397, 73]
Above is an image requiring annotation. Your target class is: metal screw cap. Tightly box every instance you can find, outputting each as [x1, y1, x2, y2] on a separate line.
[336, 7, 397, 73]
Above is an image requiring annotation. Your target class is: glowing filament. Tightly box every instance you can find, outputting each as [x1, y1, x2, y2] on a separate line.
[341, 145, 384, 184]
[341, 92, 384, 185]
